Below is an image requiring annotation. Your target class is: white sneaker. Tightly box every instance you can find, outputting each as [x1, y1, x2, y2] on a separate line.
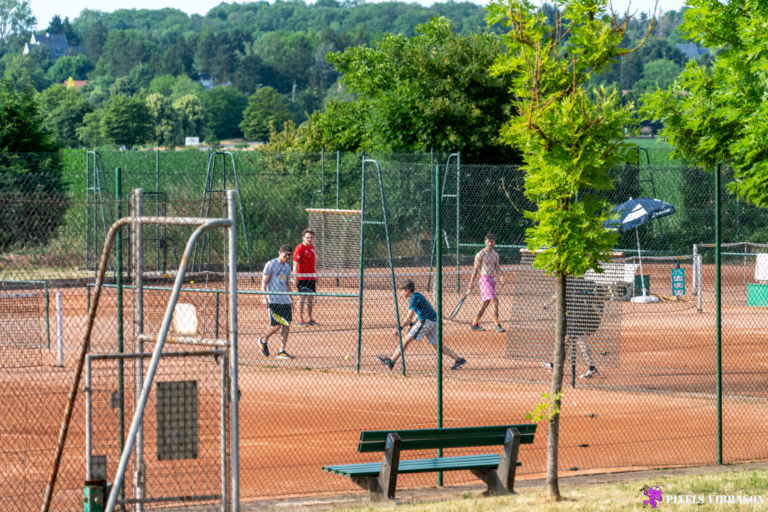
[580, 366, 599, 379]
[542, 362, 553, 374]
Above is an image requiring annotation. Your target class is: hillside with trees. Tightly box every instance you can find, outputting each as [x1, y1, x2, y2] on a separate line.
[0, 1, 712, 151]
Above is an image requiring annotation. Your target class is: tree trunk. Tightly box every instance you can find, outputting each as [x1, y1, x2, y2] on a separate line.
[546, 272, 567, 501]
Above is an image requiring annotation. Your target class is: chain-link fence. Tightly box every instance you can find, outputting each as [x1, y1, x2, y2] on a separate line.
[1, 150, 767, 511]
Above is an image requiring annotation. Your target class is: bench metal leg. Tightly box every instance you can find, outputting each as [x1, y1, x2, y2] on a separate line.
[470, 427, 521, 497]
[350, 433, 402, 506]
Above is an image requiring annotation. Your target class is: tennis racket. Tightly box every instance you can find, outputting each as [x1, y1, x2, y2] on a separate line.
[448, 289, 472, 319]
[269, 308, 290, 327]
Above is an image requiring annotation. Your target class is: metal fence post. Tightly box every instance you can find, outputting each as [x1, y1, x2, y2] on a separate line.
[215, 291, 220, 339]
[56, 291, 63, 368]
[115, 167, 126, 508]
[220, 351, 228, 512]
[156, 149, 161, 271]
[86, 150, 90, 270]
[321, 148, 326, 208]
[227, 190, 240, 512]
[132, 189, 144, 512]
[85, 355, 92, 480]
[44, 282, 50, 349]
[715, 164, 722, 466]
[336, 150, 340, 210]
[356, 157, 366, 373]
[455, 152, 460, 292]
[435, 163, 443, 486]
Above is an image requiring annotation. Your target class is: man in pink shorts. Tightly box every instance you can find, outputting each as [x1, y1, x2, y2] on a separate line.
[467, 233, 506, 332]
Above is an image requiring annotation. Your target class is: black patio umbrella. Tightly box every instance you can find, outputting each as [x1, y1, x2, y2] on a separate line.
[608, 198, 676, 303]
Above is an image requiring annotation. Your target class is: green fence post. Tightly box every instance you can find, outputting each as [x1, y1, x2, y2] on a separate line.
[215, 292, 220, 339]
[455, 153, 460, 293]
[321, 148, 326, 208]
[356, 157, 366, 373]
[115, 167, 126, 506]
[436, 164, 443, 486]
[336, 150, 340, 210]
[715, 163, 722, 466]
[44, 282, 50, 349]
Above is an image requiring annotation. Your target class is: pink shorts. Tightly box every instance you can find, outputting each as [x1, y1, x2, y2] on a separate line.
[478, 276, 497, 302]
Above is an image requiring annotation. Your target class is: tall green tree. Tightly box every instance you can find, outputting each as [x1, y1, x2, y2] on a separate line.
[146, 92, 181, 147]
[172, 93, 207, 139]
[45, 54, 92, 84]
[160, 35, 197, 77]
[100, 94, 153, 148]
[270, 16, 517, 162]
[487, 0, 646, 499]
[239, 86, 292, 141]
[0, 0, 35, 45]
[201, 87, 248, 140]
[46, 15, 79, 45]
[168, 75, 203, 102]
[82, 20, 108, 66]
[642, 0, 768, 208]
[636, 58, 683, 91]
[97, 30, 155, 77]
[195, 28, 239, 84]
[0, 78, 67, 250]
[76, 109, 105, 148]
[148, 74, 175, 96]
[326, 16, 517, 162]
[3, 54, 47, 91]
[38, 84, 93, 147]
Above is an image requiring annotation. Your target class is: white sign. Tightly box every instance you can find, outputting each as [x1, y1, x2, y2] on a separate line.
[185, 137, 200, 146]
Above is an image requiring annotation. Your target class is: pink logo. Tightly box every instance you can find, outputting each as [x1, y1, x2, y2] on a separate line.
[642, 483, 663, 508]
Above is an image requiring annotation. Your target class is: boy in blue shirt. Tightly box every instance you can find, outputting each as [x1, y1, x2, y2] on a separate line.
[378, 280, 467, 371]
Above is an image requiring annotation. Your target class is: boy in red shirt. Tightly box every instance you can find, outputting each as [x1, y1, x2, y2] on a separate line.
[293, 229, 318, 326]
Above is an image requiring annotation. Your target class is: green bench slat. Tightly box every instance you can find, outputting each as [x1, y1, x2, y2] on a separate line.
[359, 424, 536, 443]
[323, 454, 521, 478]
[358, 434, 535, 453]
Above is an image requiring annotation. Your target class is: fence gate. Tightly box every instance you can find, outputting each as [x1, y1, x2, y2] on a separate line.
[86, 350, 229, 512]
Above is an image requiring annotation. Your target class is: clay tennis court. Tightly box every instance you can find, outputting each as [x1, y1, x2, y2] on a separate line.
[1, 260, 767, 510]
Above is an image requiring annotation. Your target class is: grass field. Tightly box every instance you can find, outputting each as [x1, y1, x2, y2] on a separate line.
[627, 137, 680, 167]
[335, 467, 768, 511]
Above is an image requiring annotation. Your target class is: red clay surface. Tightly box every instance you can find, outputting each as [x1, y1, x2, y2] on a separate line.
[1, 261, 767, 510]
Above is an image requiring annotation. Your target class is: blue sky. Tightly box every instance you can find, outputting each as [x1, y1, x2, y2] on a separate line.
[32, 0, 687, 32]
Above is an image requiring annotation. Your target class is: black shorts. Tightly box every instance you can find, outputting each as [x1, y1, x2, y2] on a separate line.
[296, 279, 316, 293]
[268, 303, 292, 326]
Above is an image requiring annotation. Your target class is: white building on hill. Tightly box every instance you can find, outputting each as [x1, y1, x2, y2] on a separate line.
[23, 33, 81, 61]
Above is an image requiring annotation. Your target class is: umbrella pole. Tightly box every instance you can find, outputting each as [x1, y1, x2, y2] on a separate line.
[636, 227, 647, 297]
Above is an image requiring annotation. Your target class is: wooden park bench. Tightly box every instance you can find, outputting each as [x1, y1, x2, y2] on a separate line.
[322, 424, 537, 505]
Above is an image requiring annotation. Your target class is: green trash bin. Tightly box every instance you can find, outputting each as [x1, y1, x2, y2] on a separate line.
[747, 284, 768, 307]
[634, 274, 650, 297]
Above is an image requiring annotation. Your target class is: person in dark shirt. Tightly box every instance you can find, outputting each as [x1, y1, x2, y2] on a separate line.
[541, 278, 607, 379]
[377, 280, 467, 371]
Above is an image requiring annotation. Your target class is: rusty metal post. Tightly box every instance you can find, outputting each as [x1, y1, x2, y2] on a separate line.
[132, 189, 145, 512]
